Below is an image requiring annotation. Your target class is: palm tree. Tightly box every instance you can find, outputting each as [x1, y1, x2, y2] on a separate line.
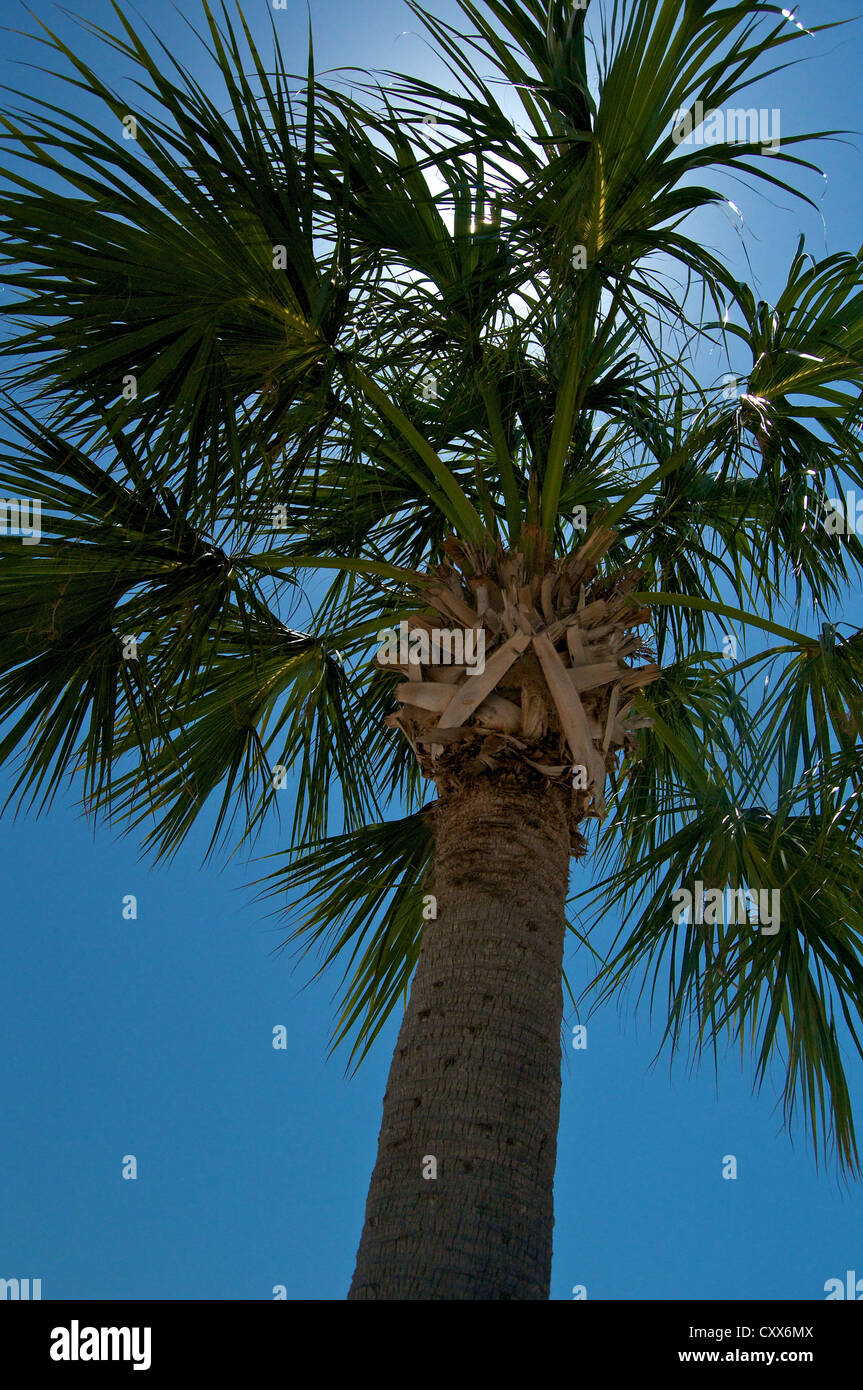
[1, 0, 862, 1300]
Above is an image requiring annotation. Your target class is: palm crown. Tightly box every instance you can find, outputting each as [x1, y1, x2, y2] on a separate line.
[2, 0, 863, 1206]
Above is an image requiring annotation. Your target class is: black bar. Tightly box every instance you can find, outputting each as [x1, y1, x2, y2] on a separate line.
[2, 1299, 858, 1375]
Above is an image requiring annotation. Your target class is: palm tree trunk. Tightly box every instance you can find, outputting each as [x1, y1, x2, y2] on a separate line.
[348, 779, 572, 1300]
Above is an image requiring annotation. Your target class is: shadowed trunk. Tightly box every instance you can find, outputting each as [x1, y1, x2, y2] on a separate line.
[348, 779, 572, 1300]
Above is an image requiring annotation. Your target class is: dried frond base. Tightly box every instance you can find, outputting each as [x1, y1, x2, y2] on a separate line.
[377, 529, 658, 857]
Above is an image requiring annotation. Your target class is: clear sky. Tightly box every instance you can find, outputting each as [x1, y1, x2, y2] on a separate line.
[1, 0, 862, 1301]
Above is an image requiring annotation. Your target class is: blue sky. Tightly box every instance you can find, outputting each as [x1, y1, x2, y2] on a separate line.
[1, 0, 862, 1301]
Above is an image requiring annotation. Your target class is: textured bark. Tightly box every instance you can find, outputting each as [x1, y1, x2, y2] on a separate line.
[348, 780, 571, 1300]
